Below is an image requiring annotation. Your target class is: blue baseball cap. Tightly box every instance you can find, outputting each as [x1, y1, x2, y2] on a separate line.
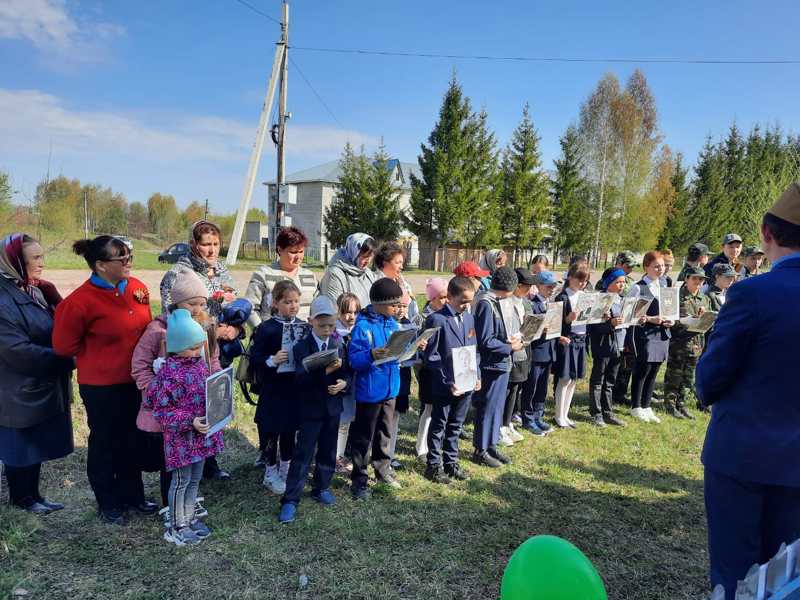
[532, 271, 557, 286]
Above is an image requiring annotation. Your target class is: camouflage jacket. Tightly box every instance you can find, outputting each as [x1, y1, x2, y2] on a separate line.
[670, 286, 710, 357]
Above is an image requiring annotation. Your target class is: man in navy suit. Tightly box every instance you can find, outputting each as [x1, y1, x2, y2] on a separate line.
[423, 276, 481, 483]
[697, 182, 800, 599]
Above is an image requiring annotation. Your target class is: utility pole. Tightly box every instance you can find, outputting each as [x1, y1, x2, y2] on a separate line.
[273, 2, 289, 256]
[83, 190, 89, 239]
[226, 2, 288, 265]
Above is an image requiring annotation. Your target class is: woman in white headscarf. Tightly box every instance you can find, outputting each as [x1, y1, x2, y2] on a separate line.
[317, 233, 378, 308]
[479, 249, 507, 291]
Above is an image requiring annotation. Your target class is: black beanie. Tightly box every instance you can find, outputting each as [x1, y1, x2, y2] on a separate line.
[370, 277, 404, 305]
[491, 266, 518, 292]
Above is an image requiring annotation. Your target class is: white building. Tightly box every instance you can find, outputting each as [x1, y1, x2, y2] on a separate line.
[264, 158, 422, 265]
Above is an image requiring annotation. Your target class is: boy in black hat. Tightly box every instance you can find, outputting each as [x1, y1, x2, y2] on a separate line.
[347, 278, 404, 499]
[677, 243, 713, 282]
[472, 267, 523, 468]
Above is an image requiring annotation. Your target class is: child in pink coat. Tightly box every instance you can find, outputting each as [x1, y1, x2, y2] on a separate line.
[145, 309, 224, 546]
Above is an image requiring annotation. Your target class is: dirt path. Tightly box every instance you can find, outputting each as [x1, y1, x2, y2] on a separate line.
[46, 269, 441, 299]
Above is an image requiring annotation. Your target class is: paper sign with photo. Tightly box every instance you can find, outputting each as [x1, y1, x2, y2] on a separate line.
[452, 345, 478, 394]
[205, 366, 234, 437]
[681, 311, 718, 334]
[373, 328, 420, 365]
[572, 292, 597, 326]
[538, 301, 563, 340]
[279, 322, 311, 373]
[586, 293, 616, 325]
[301, 348, 340, 372]
[616, 297, 638, 329]
[658, 287, 680, 321]
[396, 327, 440, 364]
[520, 314, 546, 344]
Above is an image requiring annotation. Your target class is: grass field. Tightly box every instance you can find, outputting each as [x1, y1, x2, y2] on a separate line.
[0, 365, 711, 600]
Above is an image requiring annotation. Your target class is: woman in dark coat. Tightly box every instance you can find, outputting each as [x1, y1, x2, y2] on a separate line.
[0, 233, 74, 514]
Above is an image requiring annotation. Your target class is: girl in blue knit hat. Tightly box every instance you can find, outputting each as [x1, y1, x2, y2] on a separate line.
[145, 308, 224, 546]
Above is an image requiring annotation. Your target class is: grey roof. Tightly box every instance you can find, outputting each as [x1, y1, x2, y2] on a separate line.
[265, 159, 422, 191]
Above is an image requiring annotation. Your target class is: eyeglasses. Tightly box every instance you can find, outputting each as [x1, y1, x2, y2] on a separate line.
[104, 255, 134, 266]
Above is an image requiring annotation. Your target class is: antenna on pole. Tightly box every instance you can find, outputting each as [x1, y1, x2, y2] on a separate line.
[227, 2, 288, 265]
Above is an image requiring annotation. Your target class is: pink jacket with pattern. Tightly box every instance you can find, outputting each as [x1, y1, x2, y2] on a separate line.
[144, 355, 224, 471]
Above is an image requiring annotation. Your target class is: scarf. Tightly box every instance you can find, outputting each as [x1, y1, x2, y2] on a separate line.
[0, 233, 58, 313]
[480, 249, 505, 275]
[601, 268, 627, 292]
[343, 233, 374, 266]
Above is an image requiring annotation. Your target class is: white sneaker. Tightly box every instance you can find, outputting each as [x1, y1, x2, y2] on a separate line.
[508, 424, 524, 443]
[158, 506, 170, 528]
[262, 466, 286, 495]
[631, 407, 649, 422]
[645, 408, 661, 423]
[499, 426, 514, 447]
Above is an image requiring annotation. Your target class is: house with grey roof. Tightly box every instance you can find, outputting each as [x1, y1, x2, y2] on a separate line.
[264, 159, 422, 265]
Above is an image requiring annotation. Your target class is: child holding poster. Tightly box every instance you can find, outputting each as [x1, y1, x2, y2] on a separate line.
[250, 281, 306, 494]
[145, 309, 223, 546]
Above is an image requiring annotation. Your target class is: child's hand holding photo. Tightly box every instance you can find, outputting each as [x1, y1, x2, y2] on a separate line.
[271, 349, 289, 365]
[193, 416, 209, 434]
[327, 379, 347, 395]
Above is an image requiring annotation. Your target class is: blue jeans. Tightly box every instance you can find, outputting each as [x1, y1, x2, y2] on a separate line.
[168, 460, 205, 528]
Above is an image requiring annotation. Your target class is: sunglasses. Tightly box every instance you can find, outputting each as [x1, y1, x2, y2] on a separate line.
[104, 255, 134, 266]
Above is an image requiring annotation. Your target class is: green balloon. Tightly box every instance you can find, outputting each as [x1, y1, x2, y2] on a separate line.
[500, 535, 607, 600]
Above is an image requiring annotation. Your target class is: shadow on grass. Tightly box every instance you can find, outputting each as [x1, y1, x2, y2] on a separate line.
[1, 405, 709, 600]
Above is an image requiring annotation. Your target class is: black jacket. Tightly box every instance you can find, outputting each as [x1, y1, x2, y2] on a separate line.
[0, 277, 74, 429]
[293, 334, 351, 420]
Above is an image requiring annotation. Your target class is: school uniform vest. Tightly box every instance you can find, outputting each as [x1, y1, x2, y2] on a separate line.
[632, 280, 671, 363]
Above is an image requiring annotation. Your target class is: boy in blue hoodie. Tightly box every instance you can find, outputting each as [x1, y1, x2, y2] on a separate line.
[347, 278, 403, 499]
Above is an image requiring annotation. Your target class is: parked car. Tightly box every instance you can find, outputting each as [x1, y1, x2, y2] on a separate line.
[114, 235, 134, 251]
[158, 242, 190, 264]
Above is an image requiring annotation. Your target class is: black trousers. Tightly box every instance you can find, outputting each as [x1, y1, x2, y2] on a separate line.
[427, 393, 471, 468]
[630, 361, 662, 409]
[705, 467, 800, 600]
[588, 355, 621, 416]
[613, 352, 634, 406]
[4, 463, 42, 507]
[80, 383, 145, 511]
[350, 397, 396, 490]
[504, 382, 524, 427]
[264, 431, 296, 466]
[282, 413, 340, 505]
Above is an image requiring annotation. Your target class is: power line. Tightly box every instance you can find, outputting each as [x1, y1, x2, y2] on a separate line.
[232, 0, 281, 25]
[289, 55, 344, 128]
[291, 46, 800, 65]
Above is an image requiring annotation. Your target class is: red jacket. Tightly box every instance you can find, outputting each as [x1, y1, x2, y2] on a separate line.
[53, 277, 152, 386]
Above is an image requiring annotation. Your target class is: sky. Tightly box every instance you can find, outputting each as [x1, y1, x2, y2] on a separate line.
[1, 0, 798, 215]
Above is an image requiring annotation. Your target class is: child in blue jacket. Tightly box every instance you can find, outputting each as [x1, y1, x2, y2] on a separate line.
[347, 278, 403, 499]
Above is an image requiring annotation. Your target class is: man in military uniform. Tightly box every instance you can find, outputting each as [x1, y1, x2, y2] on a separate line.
[663, 266, 710, 419]
[677, 242, 713, 282]
[610, 251, 639, 407]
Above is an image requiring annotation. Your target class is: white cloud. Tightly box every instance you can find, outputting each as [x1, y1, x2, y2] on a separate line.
[0, 88, 380, 164]
[0, 0, 124, 61]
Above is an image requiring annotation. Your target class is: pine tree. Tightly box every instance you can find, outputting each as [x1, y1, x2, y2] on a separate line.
[552, 126, 594, 257]
[406, 75, 474, 247]
[365, 145, 403, 243]
[657, 153, 691, 250]
[500, 104, 551, 260]
[459, 108, 501, 247]
[324, 143, 403, 248]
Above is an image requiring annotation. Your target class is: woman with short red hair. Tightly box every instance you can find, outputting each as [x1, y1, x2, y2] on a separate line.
[625, 250, 674, 423]
[245, 226, 317, 325]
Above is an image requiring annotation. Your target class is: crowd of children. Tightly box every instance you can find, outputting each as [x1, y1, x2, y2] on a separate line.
[131, 233, 756, 540]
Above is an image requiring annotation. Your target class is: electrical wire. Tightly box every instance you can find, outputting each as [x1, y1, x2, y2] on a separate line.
[291, 45, 800, 65]
[289, 55, 344, 128]
[232, 0, 281, 25]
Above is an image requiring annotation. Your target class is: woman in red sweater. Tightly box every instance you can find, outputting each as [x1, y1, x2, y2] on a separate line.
[53, 236, 156, 525]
